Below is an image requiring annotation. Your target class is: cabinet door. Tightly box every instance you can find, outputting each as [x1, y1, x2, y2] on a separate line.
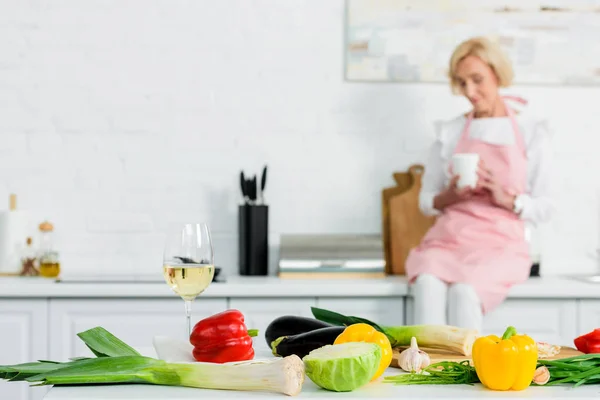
[0, 299, 49, 400]
[577, 300, 600, 337]
[483, 299, 577, 346]
[316, 297, 405, 327]
[229, 298, 317, 353]
[49, 298, 227, 360]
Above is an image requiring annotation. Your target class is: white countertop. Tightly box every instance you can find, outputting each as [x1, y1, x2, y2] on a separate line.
[0, 275, 599, 299]
[43, 369, 600, 399]
[0, 275, 409, 298]
[43, 379, 600, 400]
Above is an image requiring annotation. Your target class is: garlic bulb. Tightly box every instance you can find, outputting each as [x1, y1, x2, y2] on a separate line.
[532, 366, 550, 385]
[398, 337, 431, 373]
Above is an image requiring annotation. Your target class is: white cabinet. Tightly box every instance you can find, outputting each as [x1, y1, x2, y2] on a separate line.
[48, 298, 227, 360]
[0, 299, 49, 400]
[577, 300, 600, 337]
[316, 297, 405, 327]
[229, 298, 317, 352]
[483, 299, 578, 346]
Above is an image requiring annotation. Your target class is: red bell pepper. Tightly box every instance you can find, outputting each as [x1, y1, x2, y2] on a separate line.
[190, 309, 258, 363]
[574, 329, 600, 354]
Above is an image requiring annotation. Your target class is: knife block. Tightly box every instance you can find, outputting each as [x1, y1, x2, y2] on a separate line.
[238, 204, 269, 276]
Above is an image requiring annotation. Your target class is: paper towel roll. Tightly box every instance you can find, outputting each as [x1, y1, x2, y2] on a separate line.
[0, 210, 32, 274]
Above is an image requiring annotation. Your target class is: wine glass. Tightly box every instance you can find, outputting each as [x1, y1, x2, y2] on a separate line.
[163, 222, 215, 338]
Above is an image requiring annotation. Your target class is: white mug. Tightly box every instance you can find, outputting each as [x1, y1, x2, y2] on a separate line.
[452, 153, 479, 189]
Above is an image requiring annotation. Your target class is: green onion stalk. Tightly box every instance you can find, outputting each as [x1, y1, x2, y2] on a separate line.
[536, 353, 600, 387]
[384, 360, 480, 386]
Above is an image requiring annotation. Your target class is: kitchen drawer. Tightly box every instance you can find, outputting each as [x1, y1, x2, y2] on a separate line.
[229, 298, 317, 352]
[48, 298, 227, 360]
[316, 297, 405, 327]
[577, 300, 600, 337]
[483, 299, 577, 346]
[0, 299, 49, 400]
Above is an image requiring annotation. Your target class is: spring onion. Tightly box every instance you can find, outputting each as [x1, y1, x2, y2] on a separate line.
[311, 307, 478, 356]
[0, 326, 306, 396]
[537, 353, 600, 387]
[384, 361, 480, 386]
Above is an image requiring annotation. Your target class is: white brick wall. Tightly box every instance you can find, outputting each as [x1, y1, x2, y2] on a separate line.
[0, 0, 598, 277]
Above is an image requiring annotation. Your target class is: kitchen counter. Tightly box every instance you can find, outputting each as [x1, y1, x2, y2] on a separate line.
[0, 275, 599, 299]
[0, 276, 409, 298]
[43, 372, 600, 399]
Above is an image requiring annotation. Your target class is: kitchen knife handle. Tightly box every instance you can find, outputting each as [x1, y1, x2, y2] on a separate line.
[261, 165, 267, 191]
[240, 171, 249, 204]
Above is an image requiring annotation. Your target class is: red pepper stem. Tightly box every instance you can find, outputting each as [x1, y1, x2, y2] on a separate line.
[502, 326, 517, 340]
[247, 329, 258, 337]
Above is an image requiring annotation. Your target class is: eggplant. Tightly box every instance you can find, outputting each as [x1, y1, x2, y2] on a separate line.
[264, 315, 333, 347]
[271, 326, 346, 358]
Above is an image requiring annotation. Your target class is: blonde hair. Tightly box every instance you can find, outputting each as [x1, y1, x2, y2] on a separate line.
[448, 36, 514, 94]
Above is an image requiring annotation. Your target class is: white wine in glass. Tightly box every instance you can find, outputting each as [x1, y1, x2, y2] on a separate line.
[163, 223, 214, 338]
[163, 263, 214, 301]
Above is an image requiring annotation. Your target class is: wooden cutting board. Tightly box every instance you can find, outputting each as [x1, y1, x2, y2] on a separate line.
[385, 165, 436, 275]
[390, 345, 583, 368]
[381, 185, 411, 275]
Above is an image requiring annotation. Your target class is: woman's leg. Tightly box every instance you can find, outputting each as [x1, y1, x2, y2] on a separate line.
[447, 282, 483, 332]
[412, 274, 447, 325]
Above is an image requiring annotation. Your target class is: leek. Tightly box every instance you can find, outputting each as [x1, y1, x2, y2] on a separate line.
[0, 361, 78, 381]
[22, 355, 305, 396]
[0, 326, 306, 396]
[311, 307, 478, 356]
[77, 326, 140, 357]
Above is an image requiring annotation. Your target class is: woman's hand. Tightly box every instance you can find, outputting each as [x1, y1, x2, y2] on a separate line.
[477, 161, 516, 211]
[433, 175, 475, 211]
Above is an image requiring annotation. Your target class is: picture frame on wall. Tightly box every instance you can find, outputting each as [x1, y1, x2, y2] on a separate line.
[344, 0, 600, 86]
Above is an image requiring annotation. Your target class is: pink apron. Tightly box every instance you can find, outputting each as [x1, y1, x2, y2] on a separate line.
[405, 96, 530, 314]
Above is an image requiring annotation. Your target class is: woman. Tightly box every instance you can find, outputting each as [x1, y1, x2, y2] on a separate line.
[405, 37, 554, 332]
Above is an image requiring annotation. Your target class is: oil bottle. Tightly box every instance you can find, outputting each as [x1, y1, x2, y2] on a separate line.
[38, 221, 60, 278]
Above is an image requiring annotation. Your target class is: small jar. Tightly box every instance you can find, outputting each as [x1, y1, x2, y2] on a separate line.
[20, 237, 39, 277]
[38, 221, 60, 278]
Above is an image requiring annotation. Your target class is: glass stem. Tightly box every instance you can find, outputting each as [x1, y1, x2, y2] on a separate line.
[184, 300, 193, 338]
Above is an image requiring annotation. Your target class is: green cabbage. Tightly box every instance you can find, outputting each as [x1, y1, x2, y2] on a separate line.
[302, 342, 381, 392]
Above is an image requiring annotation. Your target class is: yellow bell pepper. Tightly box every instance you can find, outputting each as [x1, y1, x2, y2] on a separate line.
[333, 323, 392, 380]
[472, 326, 538, 391]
